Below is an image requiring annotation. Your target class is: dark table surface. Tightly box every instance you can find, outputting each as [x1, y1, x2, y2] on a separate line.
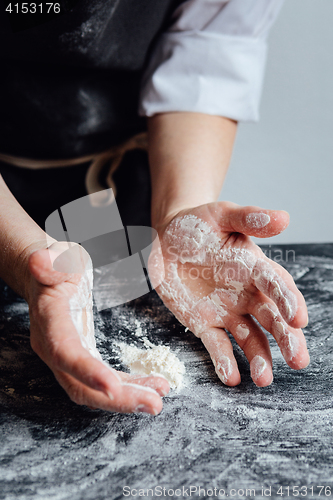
[1, 243, 333, 500]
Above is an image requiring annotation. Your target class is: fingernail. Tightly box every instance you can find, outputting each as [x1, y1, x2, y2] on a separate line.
[245, 212, 271, 229]
[250, 355, 267, 379]
[281, 332, 299, 363]
[214, 356, 232, 385]
[106, 390, 114, 401]
[135, 404, 158, 415]
[286, 333, 299, 360]
[275, 321, 285, 339]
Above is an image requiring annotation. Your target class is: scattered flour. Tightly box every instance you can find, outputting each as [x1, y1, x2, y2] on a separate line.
[134, 319, 143, 337]
[116, 338, 185, 390]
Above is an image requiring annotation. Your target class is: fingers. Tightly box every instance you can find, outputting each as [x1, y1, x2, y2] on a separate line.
[34, 314, 168, 413]
[212, 202, 289, 238]
[119, 383, 163, 414]
[200, 328, 241, 386]
[116, 372, 170, 398]
[31, 293, 169, 413]
[54, 370, 164, 415]
[50, 336, 124, 399]
[251, 257, 308, 328]
[30, 300, 122, 399]
[249, 296, 310, 370]
[29, 240, 169, 415]
[224, 315, 273, 387]
[29, 242, 91, 286]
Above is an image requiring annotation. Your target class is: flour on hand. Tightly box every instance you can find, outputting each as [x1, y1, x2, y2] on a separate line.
[69, 266, 102, 361]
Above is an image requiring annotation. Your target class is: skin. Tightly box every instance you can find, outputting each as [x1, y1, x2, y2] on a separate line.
[153, 203, 309, 387]
[148, 113, 309, 388]
[0, 112, 309, 414]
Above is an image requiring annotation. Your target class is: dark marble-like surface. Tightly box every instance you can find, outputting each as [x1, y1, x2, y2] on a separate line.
[1, 244, 333, 500]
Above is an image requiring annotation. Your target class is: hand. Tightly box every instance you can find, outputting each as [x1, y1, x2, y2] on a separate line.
[154, 202, 309, 387]
[26, 242, 169, 414]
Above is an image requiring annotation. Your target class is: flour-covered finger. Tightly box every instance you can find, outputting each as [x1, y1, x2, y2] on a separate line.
[52, 338, 123, 398]
[250, 299, 309, 370]
[119, 373, 170, 397]
[34, 306, 123, 400]
[251, 258, 307, 327]
[54, 371, 163, 414]
[225, 315, 273, 387]
[119, 383, 163, 414]
[265, 257, 308, 328]
[54, 370, 119, 410]
[210, 202, 289, 238]
[200, 328, 241, 386]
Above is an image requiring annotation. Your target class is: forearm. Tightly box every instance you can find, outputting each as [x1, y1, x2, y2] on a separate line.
[147, 112, 237, 230]
[0, 175, 55, 300]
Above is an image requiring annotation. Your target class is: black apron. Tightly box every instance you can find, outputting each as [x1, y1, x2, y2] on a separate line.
[0, 0, 182, 227]
[0, 0, 182, 159]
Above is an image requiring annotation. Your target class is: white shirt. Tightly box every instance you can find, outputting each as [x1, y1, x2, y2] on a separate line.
[139, 0, 284, 122]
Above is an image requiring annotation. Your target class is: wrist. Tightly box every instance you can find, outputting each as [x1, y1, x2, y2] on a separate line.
[151, 192, 217, 235]
[12, 238, 56, 303]
[0, 177, 58, 302]
[147, 113, 237, 233]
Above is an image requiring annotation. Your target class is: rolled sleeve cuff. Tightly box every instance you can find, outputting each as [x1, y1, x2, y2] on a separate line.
[139, 31, 268, 122]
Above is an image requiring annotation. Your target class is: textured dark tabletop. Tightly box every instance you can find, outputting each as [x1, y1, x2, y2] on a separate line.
[1, 244, 333, 500]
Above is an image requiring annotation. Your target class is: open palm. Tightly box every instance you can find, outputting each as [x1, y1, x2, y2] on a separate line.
[27, 242, 169, 414]
[156, 202, 309, 387]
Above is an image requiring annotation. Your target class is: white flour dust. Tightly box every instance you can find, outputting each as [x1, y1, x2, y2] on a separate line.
[116, 338, 185, 390]
[69, 270, 186, 389]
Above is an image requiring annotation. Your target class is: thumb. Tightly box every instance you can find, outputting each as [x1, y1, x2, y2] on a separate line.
[217, 203, 290, 238]
[29, 242, 92, 286]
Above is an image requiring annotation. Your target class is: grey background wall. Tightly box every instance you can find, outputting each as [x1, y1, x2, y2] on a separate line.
[219, 0, 333, 244]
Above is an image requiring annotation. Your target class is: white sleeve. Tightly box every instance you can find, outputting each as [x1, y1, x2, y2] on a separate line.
[139, 0, 284, 122]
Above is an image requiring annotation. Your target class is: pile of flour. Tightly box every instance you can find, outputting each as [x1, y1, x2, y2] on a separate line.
[116, 338, 185, 390]
[69, 255, 186, 390]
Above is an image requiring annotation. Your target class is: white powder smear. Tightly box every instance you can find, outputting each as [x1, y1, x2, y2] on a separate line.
[251, 355, 267, 378]
[258, 303, 279, 318]
[273, 322, 299, 363]
[69, 266, 102, 361]
[275, 321, 285, 338]
[212, 356, 233, 385]
[236, 324, 250, 341]
[284, 333, 299, 362]
[116, 339, 185, 389]
[252, 261, 297, 321]
[246, 213, 270, 229]
[159, 216, 254, 336]
[164, 214, 221, 266]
